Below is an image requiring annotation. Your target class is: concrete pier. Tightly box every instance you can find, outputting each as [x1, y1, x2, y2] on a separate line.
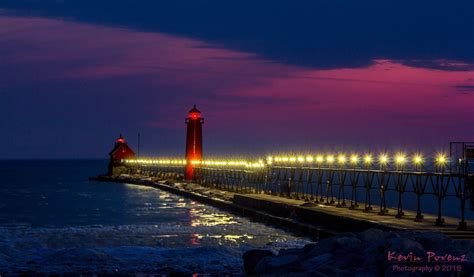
[90, 175, 474, 240]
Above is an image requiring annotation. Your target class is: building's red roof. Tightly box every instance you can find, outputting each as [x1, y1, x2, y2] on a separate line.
[110, 143, 135, 160]
[109, 135, 136, 160]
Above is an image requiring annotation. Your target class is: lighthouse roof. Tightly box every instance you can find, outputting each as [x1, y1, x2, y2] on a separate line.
[109, 134, 136, 160]
[189, 105, 201, 114]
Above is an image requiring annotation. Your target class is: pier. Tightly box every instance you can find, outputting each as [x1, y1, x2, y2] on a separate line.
[95, 157, 474, 239]
[94, 107, 474, 240]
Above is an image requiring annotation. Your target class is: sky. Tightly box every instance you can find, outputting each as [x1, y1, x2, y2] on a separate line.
[0, 0, 473, 159]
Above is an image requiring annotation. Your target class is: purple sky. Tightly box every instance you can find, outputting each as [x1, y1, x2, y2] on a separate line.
[0, 6, 473, 159]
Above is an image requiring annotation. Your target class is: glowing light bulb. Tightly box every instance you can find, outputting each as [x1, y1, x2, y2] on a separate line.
[413, 154, 423, 165]
[364, 155, 372, 164]
[326, 155, 335, 164]
[337, 155, 346, 164]
[306, 156, 314, 162]
[395, 154, 406, 165]
[379, 154, 389, 165]
[316, 155, 324, 163]
[435, 154, 447, 166]
[350, 155, 359, 164]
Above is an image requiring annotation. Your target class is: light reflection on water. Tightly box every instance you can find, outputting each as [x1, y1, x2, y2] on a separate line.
[0, 160, 311, 274]
[115, 182, 307, 248]
[0, 160, 309, 248]
[189, 208, 239, 227]
[0, 182, 309, 257]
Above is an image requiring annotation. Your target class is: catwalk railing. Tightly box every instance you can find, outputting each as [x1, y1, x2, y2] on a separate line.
[123, 161, 473, 230]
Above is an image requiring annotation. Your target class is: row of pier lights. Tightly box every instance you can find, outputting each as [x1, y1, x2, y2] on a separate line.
[125, 159, 266, 168]
[269, 153, 450, 172]
[122, 151, 474, 230]
[124, 152, 452, 172]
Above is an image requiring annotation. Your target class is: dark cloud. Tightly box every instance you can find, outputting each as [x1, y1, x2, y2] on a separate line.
[1, 0, 473, 71]
[456, 85, 474, 92]
[400, 60, 474, 71]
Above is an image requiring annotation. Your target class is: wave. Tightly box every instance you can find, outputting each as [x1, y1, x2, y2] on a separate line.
[0, 224, 310, 274]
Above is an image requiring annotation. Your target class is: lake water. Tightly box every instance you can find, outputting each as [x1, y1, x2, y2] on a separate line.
[0, 160, 310, 274]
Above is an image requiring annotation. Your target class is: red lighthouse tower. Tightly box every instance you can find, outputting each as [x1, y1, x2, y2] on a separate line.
[185, 105, 203, 180]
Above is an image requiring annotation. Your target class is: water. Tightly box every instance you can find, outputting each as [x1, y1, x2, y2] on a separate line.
[0, 160, 310, 274]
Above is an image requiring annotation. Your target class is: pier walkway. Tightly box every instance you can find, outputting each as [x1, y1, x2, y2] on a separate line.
[91, 174, 474, 240]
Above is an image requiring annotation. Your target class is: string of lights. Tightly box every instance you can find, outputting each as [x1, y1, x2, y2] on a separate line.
[124, 158, 265, 168]
[125, 159, 187, 165]
[123, 152, 451, 171]
[268, 153, 448, 168]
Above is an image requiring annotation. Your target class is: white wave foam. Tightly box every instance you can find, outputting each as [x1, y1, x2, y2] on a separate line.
[0, 224, 311, 274]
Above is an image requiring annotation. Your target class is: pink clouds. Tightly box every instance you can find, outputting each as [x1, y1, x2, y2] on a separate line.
[0, 12, 473, 155]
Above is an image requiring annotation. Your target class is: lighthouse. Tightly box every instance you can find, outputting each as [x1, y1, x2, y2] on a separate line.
[185, 105, 203, 180]
[108, 134, 136, 176]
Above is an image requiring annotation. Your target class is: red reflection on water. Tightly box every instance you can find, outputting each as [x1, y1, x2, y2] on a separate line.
[190, 233, 200, 246]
